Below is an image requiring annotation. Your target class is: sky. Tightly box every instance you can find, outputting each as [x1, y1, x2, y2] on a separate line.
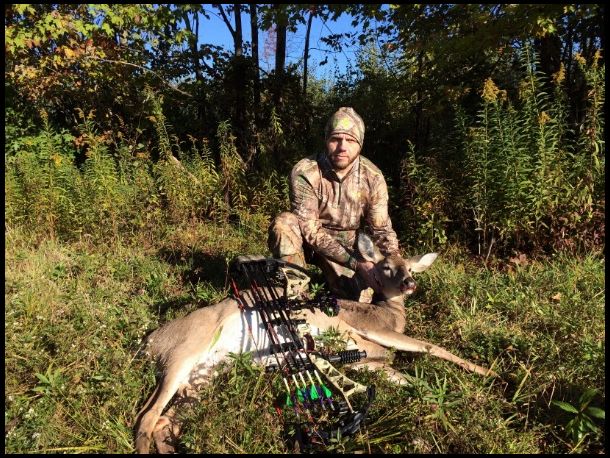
[197, 6, 366, 82]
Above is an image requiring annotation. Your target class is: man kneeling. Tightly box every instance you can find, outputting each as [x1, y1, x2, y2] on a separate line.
[268, 107, 403, 303]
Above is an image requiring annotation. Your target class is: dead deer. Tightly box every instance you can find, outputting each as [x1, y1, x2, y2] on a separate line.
[134, 234, 496, 453]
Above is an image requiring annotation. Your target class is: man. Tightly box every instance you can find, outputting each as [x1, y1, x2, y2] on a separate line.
[268, 107, 401, 303]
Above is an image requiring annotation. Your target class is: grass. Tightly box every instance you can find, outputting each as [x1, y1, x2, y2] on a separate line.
[4, 221, 605, 454]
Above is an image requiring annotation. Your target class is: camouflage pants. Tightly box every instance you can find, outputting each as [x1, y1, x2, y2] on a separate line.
[267, 212, 373, 303]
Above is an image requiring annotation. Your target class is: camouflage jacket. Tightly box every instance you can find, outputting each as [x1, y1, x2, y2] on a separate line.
[290, 152, 399, 270]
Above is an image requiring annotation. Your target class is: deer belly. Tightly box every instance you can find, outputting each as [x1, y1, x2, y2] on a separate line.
[194, 310, 299, 371]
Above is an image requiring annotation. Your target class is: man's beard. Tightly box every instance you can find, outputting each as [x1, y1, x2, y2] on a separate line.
[330, 155, 356, 170]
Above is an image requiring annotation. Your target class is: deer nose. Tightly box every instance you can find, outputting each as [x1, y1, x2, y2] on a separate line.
[405, 278, 416, 290]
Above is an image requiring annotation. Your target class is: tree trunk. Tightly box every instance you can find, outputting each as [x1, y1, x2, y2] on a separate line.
[303, 8, 314, 96]
[536, 33, 562, 79]
[233, 4, 247, 161]
[181, 10, 206, 123]
[274, 5, 287, 106]
[182, 10, 203, 83]
[414, 51, 425, 154]
[250, 4, 261, 124]
[247, 3, 261, 166]
[234, 3, 243, 56]
[216, 4, 248, 161]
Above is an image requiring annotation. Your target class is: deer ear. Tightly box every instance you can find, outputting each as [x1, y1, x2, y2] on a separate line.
[408, 253, 438, 273]
[357, 233, 384, 263]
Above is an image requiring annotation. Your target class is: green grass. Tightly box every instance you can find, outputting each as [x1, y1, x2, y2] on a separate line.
[5, 223, 605, 454]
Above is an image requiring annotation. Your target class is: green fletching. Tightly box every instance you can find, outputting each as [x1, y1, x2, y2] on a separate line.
[310, 385, 319, 400]
[285, 395, 293, 407]
[296, 389, 305, 403]
[322, 384, 332, 398]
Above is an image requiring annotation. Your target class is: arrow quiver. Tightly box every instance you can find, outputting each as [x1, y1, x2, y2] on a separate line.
[229, 256, 376, 452]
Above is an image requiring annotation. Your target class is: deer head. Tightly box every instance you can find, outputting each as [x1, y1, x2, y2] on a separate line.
[357, 233, 438, 300]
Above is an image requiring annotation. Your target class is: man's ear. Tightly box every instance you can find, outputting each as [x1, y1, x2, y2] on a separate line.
[357, 232, 384, 263]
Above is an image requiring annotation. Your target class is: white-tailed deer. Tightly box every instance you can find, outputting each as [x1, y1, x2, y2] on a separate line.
[134, 234, 495, 453]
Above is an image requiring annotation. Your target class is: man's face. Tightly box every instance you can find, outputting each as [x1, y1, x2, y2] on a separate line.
[326, 133, 361, 171]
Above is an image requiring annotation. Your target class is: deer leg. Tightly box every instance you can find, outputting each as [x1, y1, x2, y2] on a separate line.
[135, 356, 200, 454]
[135, 382, 161, 426]
[355, 329, 496, 377]
[152, 406, 182, 454]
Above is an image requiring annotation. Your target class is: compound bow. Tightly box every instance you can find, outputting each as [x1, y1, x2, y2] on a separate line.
[229, 256, 375, 452]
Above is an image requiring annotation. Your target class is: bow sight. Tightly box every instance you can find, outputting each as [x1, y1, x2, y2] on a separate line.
[229, 256, 375, 452]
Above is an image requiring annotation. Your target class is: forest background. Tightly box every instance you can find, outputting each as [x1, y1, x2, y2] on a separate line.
[5, 4, 605, 454]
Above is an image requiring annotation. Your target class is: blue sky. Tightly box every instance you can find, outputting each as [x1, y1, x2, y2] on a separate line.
[198, 7, 365, 81]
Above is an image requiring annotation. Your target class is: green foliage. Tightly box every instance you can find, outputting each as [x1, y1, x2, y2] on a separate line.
[399, 143, 449, 250]
[5, 110, 79, 239]
[552, 388, 605, 449]
[32, 365, 66, 398]
[217, 119, 247, 212]
[400, 47, 605, 255]
[5, 92, 293, 243]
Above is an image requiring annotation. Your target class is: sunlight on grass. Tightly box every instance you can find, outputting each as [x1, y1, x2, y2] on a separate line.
[5, 224, 605, 453]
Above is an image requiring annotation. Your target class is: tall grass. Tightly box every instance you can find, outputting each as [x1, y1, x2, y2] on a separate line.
[5, 89, 288, 244]
[399, 143, 450, 251]
[463, 47, 604, 254]
[399, 48, 604, 255]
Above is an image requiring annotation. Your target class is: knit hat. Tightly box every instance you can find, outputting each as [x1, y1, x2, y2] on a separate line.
[325, 107, 365, 146]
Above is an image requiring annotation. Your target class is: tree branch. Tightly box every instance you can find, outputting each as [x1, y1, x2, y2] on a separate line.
[215, 4, 236, 40]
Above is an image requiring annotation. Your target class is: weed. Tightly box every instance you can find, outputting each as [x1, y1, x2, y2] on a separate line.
[552, 388, 605, 449]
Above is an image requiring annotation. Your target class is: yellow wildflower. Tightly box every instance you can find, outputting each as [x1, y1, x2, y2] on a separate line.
[552, 63, 566, 85]
[574, 53, 586, 67]
[538, 111, 551, 125]
[482, 78, 500, 102]
[592, 49, 602, 67]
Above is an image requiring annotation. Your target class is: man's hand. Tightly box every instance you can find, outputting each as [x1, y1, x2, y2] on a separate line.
[355, 260, 383, 293]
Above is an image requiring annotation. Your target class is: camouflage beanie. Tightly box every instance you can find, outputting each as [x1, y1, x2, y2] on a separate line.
[325, 107, 365, 146]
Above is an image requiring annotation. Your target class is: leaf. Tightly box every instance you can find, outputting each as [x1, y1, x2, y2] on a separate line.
[581, 417, 600, 433]
[35, 373, 50, 384]
[551, 400, 578, 414]
[209, 325, 223, 350]
[579, 388, 598, 404]
[101, 22, 113, 35]
[585, 406, 605, 420]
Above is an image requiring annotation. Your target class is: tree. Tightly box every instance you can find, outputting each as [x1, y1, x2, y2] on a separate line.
[215, 4, 251, 160]
[273, 5, 288, 106]
[5, 4, 197, 133]
[302, 6, 316, 95]
[250, 3, 261, 128]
